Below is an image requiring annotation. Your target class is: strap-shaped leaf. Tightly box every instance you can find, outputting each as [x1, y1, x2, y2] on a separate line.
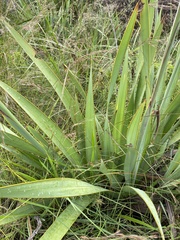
[0, 81, 81, 166]
[0, 101, 46, 155]
[1, 18, 83, 128]
[107, 2, 139, 105]
[0, 178, 107, 198]
[85, 66, 99, 163]
[40, 196, 93, 240]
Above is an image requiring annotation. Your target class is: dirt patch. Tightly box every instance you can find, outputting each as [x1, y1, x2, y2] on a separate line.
[101, 0, 179, 30]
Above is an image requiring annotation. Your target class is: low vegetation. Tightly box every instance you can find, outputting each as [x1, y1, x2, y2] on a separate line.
[0, 0, 179, 239]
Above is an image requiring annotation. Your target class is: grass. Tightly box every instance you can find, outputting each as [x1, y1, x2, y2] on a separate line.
[0, 0, 180, 239]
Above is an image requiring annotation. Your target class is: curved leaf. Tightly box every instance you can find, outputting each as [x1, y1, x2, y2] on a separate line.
[124, 186, 165, 240]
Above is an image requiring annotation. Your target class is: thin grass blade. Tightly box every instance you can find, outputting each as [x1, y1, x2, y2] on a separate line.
[160, 47, 180, 114]
[157, 94, 180, 140]
[107, 2, 139, 105]
[165, 147, 180, 180]
[1, 18, 83, 127]
[149, 2, 180, 108]
[0, 201, 48, 226]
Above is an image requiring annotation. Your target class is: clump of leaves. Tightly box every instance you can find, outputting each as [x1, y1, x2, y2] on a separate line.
[0, 0, 179, 239]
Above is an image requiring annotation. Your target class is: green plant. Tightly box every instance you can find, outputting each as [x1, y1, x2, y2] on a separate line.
[0, 0, 179, 239]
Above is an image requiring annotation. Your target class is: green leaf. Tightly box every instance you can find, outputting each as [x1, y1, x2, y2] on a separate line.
[100, 159, 121, 187]
[165, 147, 180, 181]
[124, 102, 145, 184]
[140, 0, 152, 73]
[126, 102, 145, 147]
[124, 186, 165, 240]
[1, 19, 83, 128]
[132, 2, 180, 184]
[63, 64, 86, 99]
[0, 201, 47, 226]
[85, 66, 99, 163]
[0, 142, 43, 170]
[0, 81, 81, 166]
[112, 50, 128, 152]
[168, 129, 180, 146]
[0, 132, 46, 157]
[40, 196, 93, 240]
[0, 178, 107, 198]
[119, 214, 156, 230]
[103, 2, 139, 157]
[153, 93, 180, 147]
[0, 101, 46, 155]
[107, 2, 139, 105]
[149, 2, 180, 109]
[102, 114, 113, 158]
[128, 49, 144, 111]
[161, 179, 180, 189]
[140, 0, 163, 101]
[160, 94, 180, 135]
[160, 47, 180, 114]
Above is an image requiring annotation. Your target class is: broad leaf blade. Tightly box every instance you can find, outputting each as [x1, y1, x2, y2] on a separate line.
[103, 2, 139, 157]
[0, 81, 81, 166]
[0, 178, 107, 198]
[85, 67, 99, 163]
[40, 196, 93, 240]
[124, 102, 145, 184]
[112, 50, 128, 152]
[0, 132, 45, 157]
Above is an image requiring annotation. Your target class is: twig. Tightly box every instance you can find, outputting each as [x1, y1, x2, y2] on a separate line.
[165, 200, 177, 238]
[80, 230, 159, 240]
[27, 216, 42, 240]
